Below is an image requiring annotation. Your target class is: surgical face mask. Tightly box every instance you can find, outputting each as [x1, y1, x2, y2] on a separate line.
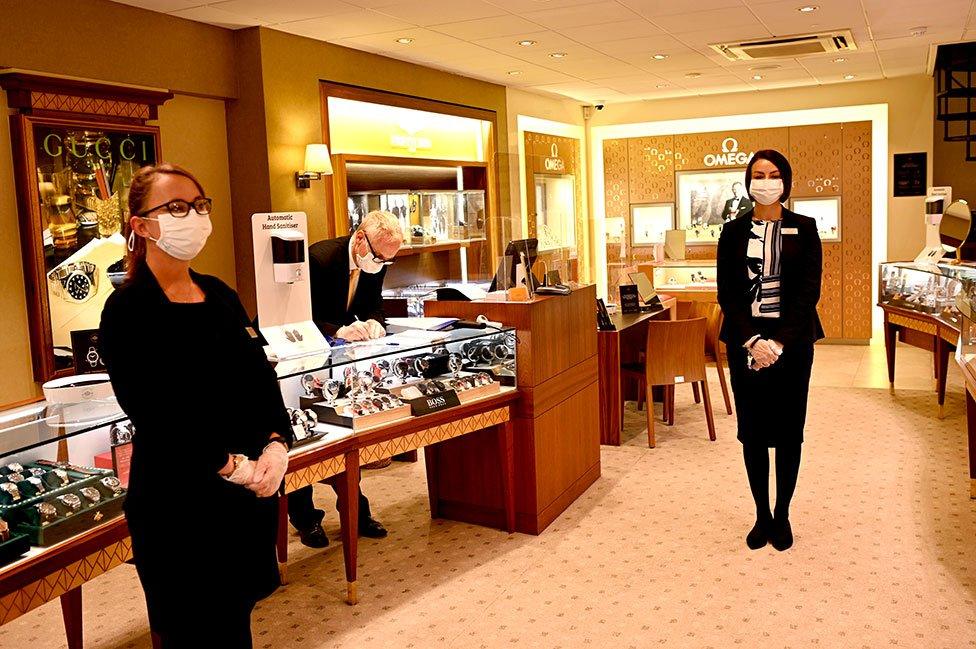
[749, 178, 784, 206]
[143, 210, 212, 261]
[354, 234, 386, 274]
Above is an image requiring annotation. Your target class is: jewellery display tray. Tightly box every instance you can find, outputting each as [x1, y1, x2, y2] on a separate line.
[0, 533, 30, 566]
[0, 464, 125, 547]
[311, 401, 413, 431]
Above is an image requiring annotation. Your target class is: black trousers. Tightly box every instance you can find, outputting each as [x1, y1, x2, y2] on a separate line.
[287, 484, 371, 531]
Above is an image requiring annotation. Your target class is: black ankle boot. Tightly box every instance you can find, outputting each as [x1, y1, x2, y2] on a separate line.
[770, 516, 793, 551]
[746, 517, 771, 550]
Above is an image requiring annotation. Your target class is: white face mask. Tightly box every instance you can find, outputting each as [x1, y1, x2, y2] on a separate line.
[143, 210, 212, 261]
[749, 178, 784, 206]
[354, 234, 386, 274]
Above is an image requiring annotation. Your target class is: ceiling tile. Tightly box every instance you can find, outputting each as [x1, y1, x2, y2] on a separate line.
[874, 33, 960, 52]
[276, 10, 415, 40]
[591, 34, 689, 56]
[110, 0, 202, 11]
[529, 81, 628, 101]
[167, 5, 265, 29]
[652, 7, 766, 35]
[620, 0, 746, 18]
[746, 0, 869, 36]
[671, 23, 775, 47]
[517, 1, 639, 29]
[489, 67, 580, 85]
[337, 27, 462, 54]
[427, 15, 544, 40]
[861, 0, 970, 40]
[370, 0, 507, 26]
[209, 0, 360, 23]
[484, 0, 602, 10]
[558, 19, 663, 44]
[474, 30, 600, 59]
[628, 50, 722, 73]
[540, 56, 645, 79]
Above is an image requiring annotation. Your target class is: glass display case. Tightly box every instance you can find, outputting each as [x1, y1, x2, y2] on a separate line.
[878, 261, 976, 328]
[647, 259, 718, 292]
[345, 190, 487, 245]
[0, 327, 516, 567]
[457, 190, 486, 240]
[275, 326, 517, 435]
[347, 191, 415, 240]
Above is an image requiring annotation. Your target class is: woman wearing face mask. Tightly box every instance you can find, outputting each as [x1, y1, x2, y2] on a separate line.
[99, 164, 291, 648]
[716, 150, 824, 552]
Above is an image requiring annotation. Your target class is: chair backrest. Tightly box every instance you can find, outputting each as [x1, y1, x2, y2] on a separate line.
[644, 317, 708, 387]
[677, 301, 724, 358]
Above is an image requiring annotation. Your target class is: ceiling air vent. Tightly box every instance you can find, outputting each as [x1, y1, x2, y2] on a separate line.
[710, 30, 857, 62]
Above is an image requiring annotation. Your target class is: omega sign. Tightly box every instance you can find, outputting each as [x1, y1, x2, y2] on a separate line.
[703, 137, 753, 167]
[544, 143, 566, 172]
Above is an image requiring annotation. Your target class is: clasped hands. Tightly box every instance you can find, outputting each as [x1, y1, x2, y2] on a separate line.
[336, 319, 385, 341]
[221, 442, 288, 498]
[749, 338, 784, 370]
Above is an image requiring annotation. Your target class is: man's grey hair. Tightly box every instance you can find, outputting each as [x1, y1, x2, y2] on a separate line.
[359, 210, 403, 244]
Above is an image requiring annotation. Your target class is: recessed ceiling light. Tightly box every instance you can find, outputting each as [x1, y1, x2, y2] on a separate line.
[395, 37, 413, 44]
[844, 74, 856, 80]
[685, 72, 702, 78]
[652, 54, 668, 60]
[797, 5, 818, 12]
[832, 57, 847, 63]
[752, 74, 764, 80]
[507, 70, 522, 76]
[656, 83, 670, 88]
[517, 40, 537, 47]
[909, 26, 927, 37]
[549, 52, 568, 58]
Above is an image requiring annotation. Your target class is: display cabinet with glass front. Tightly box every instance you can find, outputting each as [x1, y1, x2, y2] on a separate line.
[878, 261, 976, 327]
[276, 326, 517, 436]
[647, 259, 718, 294]
[534, 174, 576, 252]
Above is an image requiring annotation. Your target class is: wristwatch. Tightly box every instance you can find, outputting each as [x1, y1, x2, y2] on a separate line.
[5, 463, 23, 474]
[57, 493, 82, 512]
[43, 469, 70, 489]
[0, 482, 21, 502]
[27, 476, 45, 494]
[100, 476, 123, 497]
[7, 472, 24, 484]
[448, 353, 464, 377]
[79, 487, 101, 504]
[35, 502, 58, 525]
[0, 517, 9, 541]
[47, 261, 99, 303]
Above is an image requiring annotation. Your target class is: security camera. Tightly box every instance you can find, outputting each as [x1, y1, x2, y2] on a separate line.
[595, 104, 605, 110]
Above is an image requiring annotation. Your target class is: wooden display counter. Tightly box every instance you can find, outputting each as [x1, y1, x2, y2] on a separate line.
[881, 303, 960, 416]
[424, 285, 601, 534]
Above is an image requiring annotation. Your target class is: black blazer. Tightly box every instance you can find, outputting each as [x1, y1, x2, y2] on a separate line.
[720, 197, 753, 222]
[717, 208, 825, 348]
[309, 236, 388, 337]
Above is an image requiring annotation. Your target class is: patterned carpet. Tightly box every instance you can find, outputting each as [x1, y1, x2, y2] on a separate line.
[2, 377, 974, 648]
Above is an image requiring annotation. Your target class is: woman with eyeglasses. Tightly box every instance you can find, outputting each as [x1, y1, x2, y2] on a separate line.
[717, 150, 824, 553]
[99, 163, 291, 648]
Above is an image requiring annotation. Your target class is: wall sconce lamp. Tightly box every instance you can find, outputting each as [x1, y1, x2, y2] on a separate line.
[296, 144, 333, 189]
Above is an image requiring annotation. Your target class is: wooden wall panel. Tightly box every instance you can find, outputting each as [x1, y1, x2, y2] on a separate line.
[819, 242, 844, 338]
[841, 121, 873, 340]
[789, 124, 843, 198]
[628, 136, 675, 204]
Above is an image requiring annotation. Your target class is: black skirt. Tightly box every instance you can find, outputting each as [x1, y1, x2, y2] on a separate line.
[726, 320, 815, 447]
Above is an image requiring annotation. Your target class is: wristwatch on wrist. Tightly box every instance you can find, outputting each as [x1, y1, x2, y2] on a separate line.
[47, 261, 99, 303]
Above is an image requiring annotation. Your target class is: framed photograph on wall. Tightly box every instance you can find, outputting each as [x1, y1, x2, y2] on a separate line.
[792, 196, 841, 242]
[676, 168, 749, 244]
[631, 203, 674, 246]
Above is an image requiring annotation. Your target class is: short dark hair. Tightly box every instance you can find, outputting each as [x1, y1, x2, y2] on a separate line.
[745, 149, 793, 202]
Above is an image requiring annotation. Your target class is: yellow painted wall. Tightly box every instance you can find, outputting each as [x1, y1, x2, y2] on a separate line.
[590, 75, 935, 262]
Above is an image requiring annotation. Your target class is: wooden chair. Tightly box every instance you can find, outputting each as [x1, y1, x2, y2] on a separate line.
[623, 317, 717, 448]
[675, 301, 733, 416]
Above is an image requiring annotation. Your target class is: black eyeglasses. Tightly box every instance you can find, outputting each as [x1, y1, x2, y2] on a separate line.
[361, 231, 395, 266]
[138, 197, 213, 218]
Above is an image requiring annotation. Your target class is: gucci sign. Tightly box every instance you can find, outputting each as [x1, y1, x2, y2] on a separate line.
[703, 137, 753, 167]
[544, 143, 566, 172]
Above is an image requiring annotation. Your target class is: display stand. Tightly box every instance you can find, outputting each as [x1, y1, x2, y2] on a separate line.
[425, 286, 601, 534]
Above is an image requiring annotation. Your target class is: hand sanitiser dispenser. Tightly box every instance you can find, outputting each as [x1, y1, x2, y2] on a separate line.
[271, 229, 306, 284]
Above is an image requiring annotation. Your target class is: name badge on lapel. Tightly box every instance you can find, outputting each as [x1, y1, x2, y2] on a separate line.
[783, 227, 799, 235]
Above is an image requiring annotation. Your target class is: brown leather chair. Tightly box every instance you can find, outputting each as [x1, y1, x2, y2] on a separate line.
[675, 301, 733, 416]
[623, 317, 717, 448]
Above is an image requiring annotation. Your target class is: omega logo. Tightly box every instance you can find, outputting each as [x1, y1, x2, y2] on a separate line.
[704, 137, 753, 167]
[544, 143, 566, 172]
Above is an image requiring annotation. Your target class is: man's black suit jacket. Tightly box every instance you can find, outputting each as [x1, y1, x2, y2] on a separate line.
[716, 208, 825, 348]
[309, 236, 388, 337]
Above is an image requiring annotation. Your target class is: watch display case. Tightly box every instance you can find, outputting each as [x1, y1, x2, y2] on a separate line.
[646, 259, 718, 293]
[276, 326, 517, 433]
[347, 190, 415, 240]
[878, 261, 976, 328]
[344, 189, 487, 246]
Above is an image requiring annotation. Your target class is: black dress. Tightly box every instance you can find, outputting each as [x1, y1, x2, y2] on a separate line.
[717, 209, 825, 447]
[99, 266, 291, 646]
